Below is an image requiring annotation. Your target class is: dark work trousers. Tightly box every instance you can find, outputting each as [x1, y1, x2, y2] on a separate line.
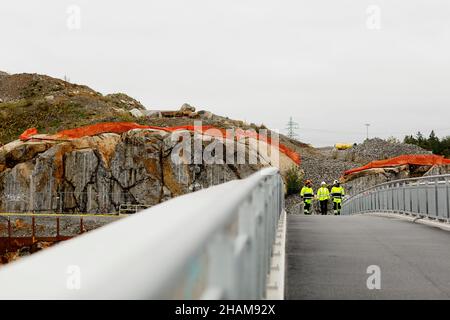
[333, 202, 342, 215]
[320, 200, 328, 215]
[304, 202, 312, 215]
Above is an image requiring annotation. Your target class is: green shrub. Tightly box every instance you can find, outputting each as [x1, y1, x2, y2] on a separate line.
[286, 165, 303, 196]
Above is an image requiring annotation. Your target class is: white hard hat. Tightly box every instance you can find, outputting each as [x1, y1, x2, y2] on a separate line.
[334, 180, 339, 184]
[321, 181, 326, 185]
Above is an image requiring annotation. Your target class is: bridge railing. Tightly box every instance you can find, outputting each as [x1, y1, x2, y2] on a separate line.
[342, 174, 450, 221]
[0, 167, 283, 299]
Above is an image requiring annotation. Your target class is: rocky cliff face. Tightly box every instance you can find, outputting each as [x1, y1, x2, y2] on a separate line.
[0, 129, 268, 214]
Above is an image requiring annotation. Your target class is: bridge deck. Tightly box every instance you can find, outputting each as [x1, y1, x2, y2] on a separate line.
[286, 214, 450, 299]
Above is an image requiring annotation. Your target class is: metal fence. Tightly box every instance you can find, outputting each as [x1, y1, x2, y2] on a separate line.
[0, 213, 122, 256]
[1, 191, 151, 214]
[342, 174, 450, 221]
[0, 167, 283, 299]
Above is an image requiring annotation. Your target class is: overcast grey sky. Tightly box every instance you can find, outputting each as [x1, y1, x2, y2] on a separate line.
[1, 0, 450, 146]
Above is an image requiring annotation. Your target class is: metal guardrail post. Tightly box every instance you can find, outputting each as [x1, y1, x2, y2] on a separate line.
[435, 178, 439, 218]
[402, 182, 406, 211]
[405, 183, 413, 212]
[390, 184, 394, 212]
[7, 218, 11, 252]
[416, 183, 420, 214]
[447, 177, 450, 221]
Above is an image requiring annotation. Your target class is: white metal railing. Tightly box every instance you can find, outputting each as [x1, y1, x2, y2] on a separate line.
[0, 167, 283, 299]
[342, 174, 450, 221]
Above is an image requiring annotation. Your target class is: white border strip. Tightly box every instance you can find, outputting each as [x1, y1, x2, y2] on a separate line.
[265, 210, 286, 300]
[366, 212, 450, 232]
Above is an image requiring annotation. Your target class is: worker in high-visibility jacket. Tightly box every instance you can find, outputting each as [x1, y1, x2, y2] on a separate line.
[317, 181, 330, 215]
[300, 180, 314, 215]
[331, 180, 345, 215]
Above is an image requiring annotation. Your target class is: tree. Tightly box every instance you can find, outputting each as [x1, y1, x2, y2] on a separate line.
[428, 130, 441, 154]
[416, 131, 425, 147]
[403, 130, 450, 158]
[404, 135, 416, 145]
[441, 136, 450, 158]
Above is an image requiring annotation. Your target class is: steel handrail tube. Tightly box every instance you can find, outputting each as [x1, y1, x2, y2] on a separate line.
[0, 167, 283, 300]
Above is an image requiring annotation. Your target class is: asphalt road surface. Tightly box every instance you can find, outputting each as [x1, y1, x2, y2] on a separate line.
[286, 214, 450, 299]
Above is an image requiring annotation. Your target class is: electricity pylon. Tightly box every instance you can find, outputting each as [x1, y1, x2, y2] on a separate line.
[286, 117, 299, 139]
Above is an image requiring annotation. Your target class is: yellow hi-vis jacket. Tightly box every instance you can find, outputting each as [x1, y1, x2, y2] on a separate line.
[331, 186, 345, 203]
[300, 186, 314, 204]
[317, 187, 330, 201]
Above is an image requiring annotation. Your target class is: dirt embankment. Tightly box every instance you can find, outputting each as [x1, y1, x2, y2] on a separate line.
[0, 72, 145, 145]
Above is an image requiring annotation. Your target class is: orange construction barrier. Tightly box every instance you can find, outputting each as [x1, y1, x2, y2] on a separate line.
[19, 128, 38, 141]
[18, 122, 301, 165]
[343, 154, 450, 177]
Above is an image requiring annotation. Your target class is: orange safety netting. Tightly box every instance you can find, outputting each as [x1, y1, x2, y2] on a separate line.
[19, 122, 301, 165]
[344, 154, 450, 176]
[19, 128, 38, 141]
